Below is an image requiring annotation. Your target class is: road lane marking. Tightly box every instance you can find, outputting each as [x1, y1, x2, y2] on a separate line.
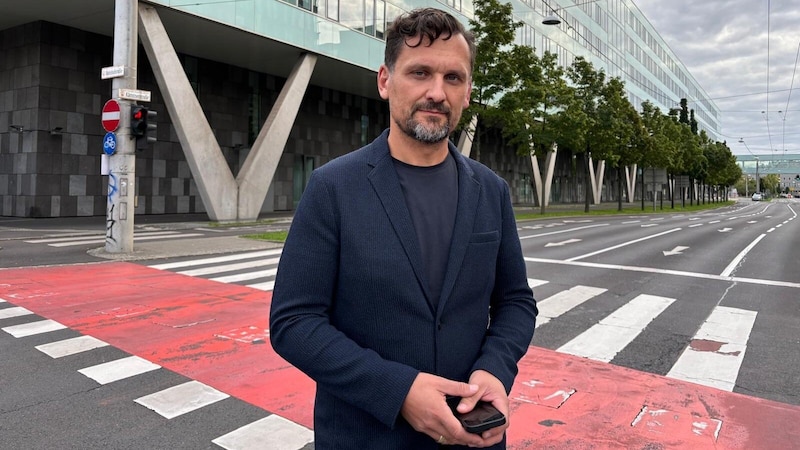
[177, 256, 280, 277]
[719, 234, 766, 277]
[519, 223, 608, 240]
[36, 335, 109, 358]
[148, 248, 283, 270]
[135, 380, 229, 419]
[536, 285, 607, 327]
[524, 257, 800, 289]
[25, 231, 180, 243]
[78, 355, 161, 385]
[566, 228, 681, 262]
[212, 415, 314, 450]
[528, 278, 549, 288]
[667, 306, 757, 391]
[211, 268, 278, 283]
[0, 306, 33, 320]
[48, 233, 206, 247]
[2, 319, 67, 337]
[557, 294, 675, 362]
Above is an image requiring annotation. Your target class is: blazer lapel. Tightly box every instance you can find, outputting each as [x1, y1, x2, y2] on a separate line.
[437, 149, 481, 314]
[366, 136, 433, 308]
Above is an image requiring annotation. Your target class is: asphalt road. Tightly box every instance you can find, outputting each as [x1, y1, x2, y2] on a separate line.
[516, 198, 800, 406]
[2, 199, 800, 448]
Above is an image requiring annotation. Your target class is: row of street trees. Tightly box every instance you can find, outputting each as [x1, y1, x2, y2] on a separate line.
[460, 0, 742, 212]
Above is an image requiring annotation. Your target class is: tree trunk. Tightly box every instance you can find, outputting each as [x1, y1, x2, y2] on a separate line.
[617, 166, 623, 211]
[584, 151, 590, 213]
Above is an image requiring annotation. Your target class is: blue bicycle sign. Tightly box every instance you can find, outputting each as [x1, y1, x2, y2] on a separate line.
[103, 132, 117, 155]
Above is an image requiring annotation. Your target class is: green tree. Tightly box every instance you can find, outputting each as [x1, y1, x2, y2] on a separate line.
[461, 0, 521, 160]
[564, 56, 605, 212]
[594, 77, 644, 210]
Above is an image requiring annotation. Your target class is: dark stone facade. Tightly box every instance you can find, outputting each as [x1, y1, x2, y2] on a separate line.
[0, 21, 389, 218]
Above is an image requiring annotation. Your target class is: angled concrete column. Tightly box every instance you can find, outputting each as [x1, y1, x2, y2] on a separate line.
[626, 164, 638, 203]
[589, 158, 606, 205]
[138, 4, 237, 221]
[456, 116, 478, 157]
[531, 144, 557, 207]
[237, 54, 317, 220]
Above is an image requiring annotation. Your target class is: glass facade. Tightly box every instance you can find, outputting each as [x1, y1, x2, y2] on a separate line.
[150, 0, 719, 139]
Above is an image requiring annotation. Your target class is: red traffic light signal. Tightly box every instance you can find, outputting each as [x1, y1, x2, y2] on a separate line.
[131, 105, 148, 137]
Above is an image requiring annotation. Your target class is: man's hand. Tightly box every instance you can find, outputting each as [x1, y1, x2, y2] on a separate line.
[400, 372, 501, 447]
[452, 370, 510, 443]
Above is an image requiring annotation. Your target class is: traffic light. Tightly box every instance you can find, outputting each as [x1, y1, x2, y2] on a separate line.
[131, 105, 157, 151]
[131, 105, 147, 137]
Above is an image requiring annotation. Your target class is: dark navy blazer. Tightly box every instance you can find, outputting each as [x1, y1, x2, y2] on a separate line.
[270, 130, 537, 449]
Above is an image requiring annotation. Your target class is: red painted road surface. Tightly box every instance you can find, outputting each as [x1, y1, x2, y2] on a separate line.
[2, 262, 799, 449]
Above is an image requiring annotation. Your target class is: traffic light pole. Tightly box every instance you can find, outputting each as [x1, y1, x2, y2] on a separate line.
[105, 0, 138, 253]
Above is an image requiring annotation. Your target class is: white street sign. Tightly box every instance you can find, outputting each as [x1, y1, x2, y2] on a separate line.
[118, 88, 151, 102]
[101, 65, 126, 79]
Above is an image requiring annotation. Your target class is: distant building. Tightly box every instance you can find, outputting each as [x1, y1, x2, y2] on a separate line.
[0, 0, 718, 217]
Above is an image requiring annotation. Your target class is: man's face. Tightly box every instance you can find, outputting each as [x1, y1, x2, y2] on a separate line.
[378, 34, 472, 145]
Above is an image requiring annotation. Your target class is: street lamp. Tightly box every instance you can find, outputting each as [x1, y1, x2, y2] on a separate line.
[542, 0, 602, 26]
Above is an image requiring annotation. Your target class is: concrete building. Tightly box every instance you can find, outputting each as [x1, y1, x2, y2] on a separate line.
[0, 0, 718, 218]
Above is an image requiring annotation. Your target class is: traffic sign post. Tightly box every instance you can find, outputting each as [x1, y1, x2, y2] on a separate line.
[104, 0, 139, 254]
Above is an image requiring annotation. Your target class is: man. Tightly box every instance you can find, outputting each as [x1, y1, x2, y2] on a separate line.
[269, 8, 537, 449]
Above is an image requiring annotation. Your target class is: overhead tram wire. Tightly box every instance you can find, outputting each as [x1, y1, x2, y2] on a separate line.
[782, 40, 800, 154]
[766, 0, 774, 160]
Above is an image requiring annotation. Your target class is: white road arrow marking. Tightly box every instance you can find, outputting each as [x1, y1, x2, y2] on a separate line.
[545, 238, 582, 247]
[718, 228, 733, 233]
[663, 246, 689, 256]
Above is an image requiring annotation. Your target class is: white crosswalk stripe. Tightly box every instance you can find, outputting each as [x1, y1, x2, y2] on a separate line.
[148, 250, 282, 291]
[667, 306, 757, 391]
[135, 380, 229, 419]
[557, 294, 675, 362]
[23, 230, 206, 247]
[535, 285, 607, 327]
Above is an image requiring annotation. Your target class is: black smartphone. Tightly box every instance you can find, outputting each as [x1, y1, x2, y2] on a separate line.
[446, 397, 507, 434]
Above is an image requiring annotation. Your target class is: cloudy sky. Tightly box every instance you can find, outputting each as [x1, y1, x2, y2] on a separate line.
[632, 0, 800, 157]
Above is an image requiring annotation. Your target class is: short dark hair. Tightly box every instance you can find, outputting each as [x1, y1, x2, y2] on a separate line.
[384, 8, 475, 73]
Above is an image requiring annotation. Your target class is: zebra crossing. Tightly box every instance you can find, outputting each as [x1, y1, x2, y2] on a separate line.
[528, 277, 756, 392]
[143, 251, 759, 395]
[23, 230, 206, 247]
[0, 300, 314, 450]
[148, 248, 283, 291]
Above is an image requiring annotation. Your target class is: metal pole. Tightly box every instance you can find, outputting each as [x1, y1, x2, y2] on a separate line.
[756, 158, 760, 194]
[106, 0, 138, 253]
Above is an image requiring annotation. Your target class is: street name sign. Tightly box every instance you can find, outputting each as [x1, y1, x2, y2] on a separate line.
[118, 88, 151, 102]
[101, 65, 125, 79]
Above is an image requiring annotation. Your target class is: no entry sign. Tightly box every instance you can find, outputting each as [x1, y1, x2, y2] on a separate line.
[101, 99, 121, 132]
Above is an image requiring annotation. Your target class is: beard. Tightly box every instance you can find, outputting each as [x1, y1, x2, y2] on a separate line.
[398, 101, 453, 144]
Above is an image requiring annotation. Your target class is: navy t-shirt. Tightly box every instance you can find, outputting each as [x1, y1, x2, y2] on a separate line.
[393, 153, 458, 308]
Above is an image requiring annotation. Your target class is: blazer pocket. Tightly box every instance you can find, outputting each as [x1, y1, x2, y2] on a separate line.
[469, 230, 499, 243]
